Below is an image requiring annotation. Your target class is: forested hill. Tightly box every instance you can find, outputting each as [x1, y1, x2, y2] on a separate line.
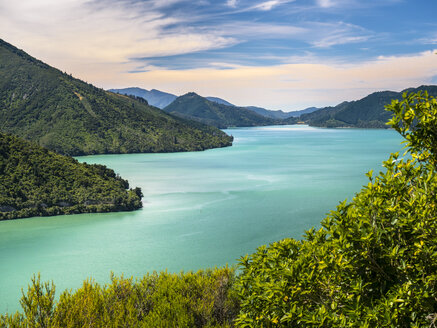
[0, 132, 143, 220]
[296, 85, 437, 128]
[0, 39, 232, 156]
[163, 92, 276, 128]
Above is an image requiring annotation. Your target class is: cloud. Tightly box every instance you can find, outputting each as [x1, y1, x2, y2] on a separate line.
[317, 0, 336, 8]
[0, 0, 236, 66]
[250, 0, 294, 11]
[307, 22, 371, 48]
[226, 0, 238, 8]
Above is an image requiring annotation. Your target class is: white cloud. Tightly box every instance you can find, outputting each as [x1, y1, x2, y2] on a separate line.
[226, 0, 238, 8]
[0, 0, 236, 67]
[307, 22, 371, 48]
[250, 0, 294, 11]
[317, 0, 336, 8]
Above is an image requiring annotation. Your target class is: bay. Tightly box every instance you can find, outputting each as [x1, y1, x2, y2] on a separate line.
[0, 125, 403, 313]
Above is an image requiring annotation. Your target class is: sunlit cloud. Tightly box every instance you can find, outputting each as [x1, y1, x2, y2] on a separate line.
[0, 0, 236, 66]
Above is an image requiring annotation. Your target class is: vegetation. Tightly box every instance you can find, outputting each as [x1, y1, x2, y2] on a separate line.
[0, 39, 233, 156]
[298, 86, 437, 128]
[164, 92, 277, 128]
[0, 268, 239, 327]
[0, 132, 142, 220]
[1, 91, 436, 327]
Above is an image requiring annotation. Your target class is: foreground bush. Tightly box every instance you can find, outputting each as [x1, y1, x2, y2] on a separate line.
[0, 268, 239, 327]
[235, 91, 437, 327]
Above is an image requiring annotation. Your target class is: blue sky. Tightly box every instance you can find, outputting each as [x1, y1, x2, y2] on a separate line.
[135, 0, 436, 68]
[1, 0, 436, 110]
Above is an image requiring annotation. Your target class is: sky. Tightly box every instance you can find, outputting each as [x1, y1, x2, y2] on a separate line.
[0, 0, 437, 111]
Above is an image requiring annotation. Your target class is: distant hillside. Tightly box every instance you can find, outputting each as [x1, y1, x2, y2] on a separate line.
[163, 92, 276, 128]
[299, 86, 437, 128]
[244, 106, 319, 119]
[0, 39, 232, 156]
[108, 87, 177, 109]
[287, 107, 320, 117]
[0, 132, 142, 220]
[205, 97, 235, 107]
[244, 106, 292, 119]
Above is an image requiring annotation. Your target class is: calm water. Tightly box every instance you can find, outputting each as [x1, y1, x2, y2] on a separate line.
[0, 125, 402, 313]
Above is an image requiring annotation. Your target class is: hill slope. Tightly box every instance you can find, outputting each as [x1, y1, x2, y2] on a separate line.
[0, 132, 142, 220]
[245, 106, 300, 119]
[299, 86, 437, 128]
[205, 96, 235, 107]
[0, 39, 232, 156]
[108, 87, 177, 109]
[164, 92, 276, 128]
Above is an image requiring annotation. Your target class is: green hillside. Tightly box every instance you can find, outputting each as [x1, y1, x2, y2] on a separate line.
[298, 85, 437, 128]
[0, 39, 232, 156]
[0, 132, 142, 220]
[164, 92, 276, 128]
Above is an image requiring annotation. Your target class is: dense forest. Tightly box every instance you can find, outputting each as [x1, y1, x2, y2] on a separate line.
[295, 85, 437, 128]
[1, 91, 435, 326]
[0, 132, 142, 220]
[164, 92, 277, 128]
[0, 39, 233, 156]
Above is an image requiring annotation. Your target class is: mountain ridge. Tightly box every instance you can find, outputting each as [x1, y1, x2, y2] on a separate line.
[0, 39, 232, 156]
[298, 86, 437, 128]
[163, 92, 277, 128]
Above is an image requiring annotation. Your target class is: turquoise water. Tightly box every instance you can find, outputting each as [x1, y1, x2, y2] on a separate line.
[0, 125, 403, 313]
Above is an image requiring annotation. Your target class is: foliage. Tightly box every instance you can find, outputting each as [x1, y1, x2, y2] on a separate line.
[164, 92, 277, 129]
[0, 39, 233, 156]
[388, 90, 437, 165]
[0, 268, 239, 328]
[0, 132, 142, 220]
[300, 86, 437, 128]
[235, 91, 437, 327]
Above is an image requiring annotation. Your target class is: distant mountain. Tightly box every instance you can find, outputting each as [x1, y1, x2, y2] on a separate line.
[0, 39, 232, 156]
[287, 107, 320, 117]
[244, 106, 292, 120]
[108, 87, 177, 109]
[244, 106, 319, 119]
[164, 92, 276, 128]
[109, 88, 318, 122]
[298, 86, 437, 128]
[205, 97, 235, 107]
[0, 132, 142, 220]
